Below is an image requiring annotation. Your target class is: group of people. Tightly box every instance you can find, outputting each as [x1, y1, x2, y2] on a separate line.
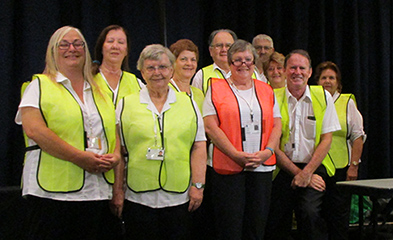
[15, 25, 366, 240]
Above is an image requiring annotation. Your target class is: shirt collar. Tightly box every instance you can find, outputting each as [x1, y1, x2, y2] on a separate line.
[332, 91, 340, 102]
[55, 72, 69, 83]
[56, 72, 91, 90]
[212, 63, 231, 76]
[286, 85, 312, 102]
[140, 87, 177, 114]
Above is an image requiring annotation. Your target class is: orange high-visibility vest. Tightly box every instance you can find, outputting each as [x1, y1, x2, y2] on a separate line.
[210, 78, 276, 175]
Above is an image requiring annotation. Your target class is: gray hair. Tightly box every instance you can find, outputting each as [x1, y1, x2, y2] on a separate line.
[137, 44, 176, 71]
[227, 40, 258, 66]
[208, 29, 237, 46]
[252, 34, 274, 48]
[284, 49, 312, 68]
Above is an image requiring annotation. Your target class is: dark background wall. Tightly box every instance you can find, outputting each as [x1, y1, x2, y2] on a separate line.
[0, 0, 392, 188]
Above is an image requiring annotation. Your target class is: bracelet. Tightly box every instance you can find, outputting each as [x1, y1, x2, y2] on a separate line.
[266, 147, 274, 156]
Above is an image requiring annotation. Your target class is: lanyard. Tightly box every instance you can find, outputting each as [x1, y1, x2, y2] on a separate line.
[228, 78, 255, 122]
[152, 111, 164, 148]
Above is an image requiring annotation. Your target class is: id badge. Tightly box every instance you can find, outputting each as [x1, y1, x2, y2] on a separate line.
[245, 121, 260, 135]
[146, 147, 164, 161]
[87, 136, 102, 150]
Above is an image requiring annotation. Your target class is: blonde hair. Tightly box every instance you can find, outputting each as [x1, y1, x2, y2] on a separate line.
[43, 26, 94, 85]
[264, 51, 285, 73]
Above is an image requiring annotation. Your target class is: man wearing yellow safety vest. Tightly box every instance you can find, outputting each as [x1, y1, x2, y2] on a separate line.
[265, 50, 341, 240]
[192, 29, 267, 95]
[192, 29, 237, 95]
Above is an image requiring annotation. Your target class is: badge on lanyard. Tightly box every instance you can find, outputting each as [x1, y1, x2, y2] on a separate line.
[87, 136, 102, 150]
[146, 147, 165, 161]
[245, 119, 260, 135]
[146, 112, 165, 161]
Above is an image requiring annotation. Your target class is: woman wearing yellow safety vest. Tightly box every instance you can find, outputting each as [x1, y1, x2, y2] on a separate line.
[169, 39, 204, 112]
[115, 44, 207, 240]
[92, 25, 144, 108]
[15, 26, 121, 239]
[315, 61, 366, 240]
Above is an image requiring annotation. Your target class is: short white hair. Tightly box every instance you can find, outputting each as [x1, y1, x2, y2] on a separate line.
[252, 34, 274, 48]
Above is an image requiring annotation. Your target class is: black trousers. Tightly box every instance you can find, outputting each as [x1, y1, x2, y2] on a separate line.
[324, 167, 351, 240]
[25, 196, 108, 240]
[265, 164, 329, 240]
[190, 166, 215, 240]
[122, 201, 191, 240]
[210, 169, 273, 240]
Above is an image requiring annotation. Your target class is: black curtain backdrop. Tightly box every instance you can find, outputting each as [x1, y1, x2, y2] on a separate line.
[0, 0, 392, 187]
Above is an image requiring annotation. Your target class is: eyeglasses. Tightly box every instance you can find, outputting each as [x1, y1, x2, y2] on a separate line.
[58, 40, 85, 50]
[144, 65, 171, 73]
[255, 46, 272, 51]
[211, 43, 232, 50]
[231, 58, 254, 67]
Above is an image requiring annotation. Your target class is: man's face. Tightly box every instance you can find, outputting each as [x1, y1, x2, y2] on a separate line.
[253, 39, 274, 63]
[209, 32, 234, 67]
[285, 53, 312, 91]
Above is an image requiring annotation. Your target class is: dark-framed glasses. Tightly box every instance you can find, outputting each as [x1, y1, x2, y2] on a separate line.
[231, 58, 254, 67]
[145, 65, 170, 73]
[58, 40, 85, 50]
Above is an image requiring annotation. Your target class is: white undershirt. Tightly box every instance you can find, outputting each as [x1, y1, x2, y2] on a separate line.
[203, 83, 281, 172]
[15, 73, 112, 201]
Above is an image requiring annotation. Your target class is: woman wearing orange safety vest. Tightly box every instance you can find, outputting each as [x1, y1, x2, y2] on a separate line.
[203, 40, 282, 240]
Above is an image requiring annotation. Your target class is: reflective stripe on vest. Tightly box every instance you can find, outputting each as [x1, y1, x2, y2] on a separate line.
[210, 78, 276, 175]
[328, 93, 356, 169]
[32, 74, 116, 192]
[274, 86, 335, 177]
[202, 65, 225, 94]
[94, 71, 141, 107]
[120, 91, 197, 193]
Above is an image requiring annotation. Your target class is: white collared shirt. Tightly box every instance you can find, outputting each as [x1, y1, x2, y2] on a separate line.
[332, 91, 366, 143]
[15, 73, 112, 201]
[332, 91, 366, 165]
[284, 86, 341, 163]
[116, 87, 206, 208]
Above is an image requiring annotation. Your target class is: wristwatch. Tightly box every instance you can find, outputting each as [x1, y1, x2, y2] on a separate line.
[191, 182, 205, 189]
[351, 161, 360, 166]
